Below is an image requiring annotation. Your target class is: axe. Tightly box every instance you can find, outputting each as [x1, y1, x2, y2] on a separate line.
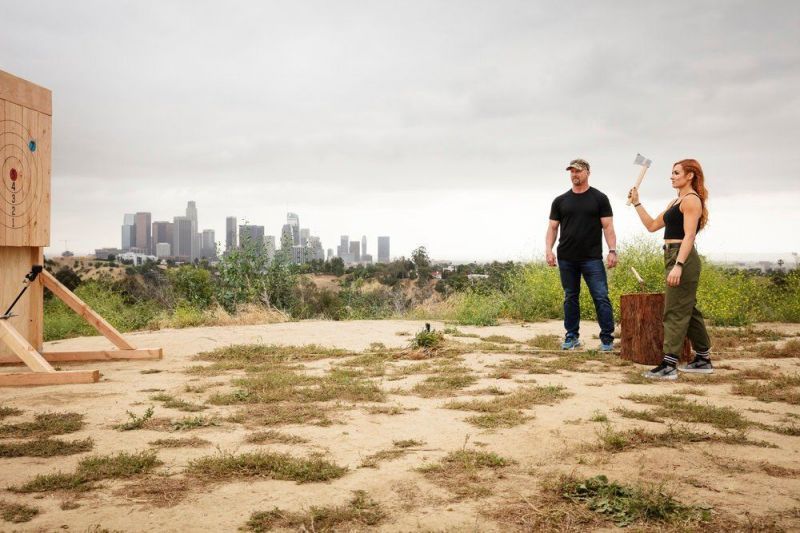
[626, 153, 652, 206]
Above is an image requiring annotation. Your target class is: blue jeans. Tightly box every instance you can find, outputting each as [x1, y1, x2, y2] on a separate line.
[558, 258, 614, 345]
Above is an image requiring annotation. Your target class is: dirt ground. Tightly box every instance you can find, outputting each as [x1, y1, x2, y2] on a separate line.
[1, 319, 799, 532]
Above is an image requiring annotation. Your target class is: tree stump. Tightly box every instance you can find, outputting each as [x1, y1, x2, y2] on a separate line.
[620, 293, 691, 365]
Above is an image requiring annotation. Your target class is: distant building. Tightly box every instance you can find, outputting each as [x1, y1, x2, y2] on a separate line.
[308, 236, 324, 261]
[300, 228, 310, 246]
[155, 242, 171, 258]
[172, 216, 194, 262]
[121, 213, 135, 250]
[362, 254, 373, 264]
[118, 252, 157, 266]
[349, 241, 361, 262]
[202, 229, 216, 259]
[152, 221, 173, 252]
[287, 212, 300, 245]
[337, 235, 349, 258]
[94, 248, 122, 261]
[327, 248, 334, 260]
[361, 235, 367, 256]
[281, 224, 294, 247]
[239, 225, 265, 252]
[134, 212, 152, 253]
[225, 216, 237, 252]
[378, 236, 390, 263]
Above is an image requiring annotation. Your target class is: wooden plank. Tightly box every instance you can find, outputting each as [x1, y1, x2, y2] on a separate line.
[40, 270, 136, 351]
[0, 318, 54, 372]
[0, 369, 99, 387]
[38, 348, 163, 362]
[0, 70, 52, 116]
[29, 248, 44, 351]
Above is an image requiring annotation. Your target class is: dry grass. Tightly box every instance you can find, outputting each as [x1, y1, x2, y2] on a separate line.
[445, 385, 573, 421]
[149, 393, 207, 412]
[621, 393, 752, 430]
[11, 450, 162, 493]
[410, 371, 478, 397]
[152, 303, 289, 330]
[245, 430, 309, 445]
[0, 500, 39, 523]
[493, 352, 631, 375]
[186, 451, 347, 483]
[189, 343, 355, 375]
[612, 407, 664, 424]
[244, 490, 385, 532]
[480, 334, 519, 344]
[360, 449, 406, 468]
[526, 334, 562, 350]
[466, 409, 531, 429]
[148, 437, 211, 448]
[0, 437, 93, 458]
[731, 373, 800, 405]
[592, 424, 775, 453]
[418, 449, 515, 499]
[365, 404, 416, 415]
[229, 402, 338, 427]
[116, 476, 190, 508]
[0, 407, 23, 420]
[0, 412, 84, 439]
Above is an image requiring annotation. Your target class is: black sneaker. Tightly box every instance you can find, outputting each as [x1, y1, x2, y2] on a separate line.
[680, 356, 713, 374]
[643, 362, 678, 381]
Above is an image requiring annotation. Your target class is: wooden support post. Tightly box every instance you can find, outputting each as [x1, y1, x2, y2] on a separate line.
[0, 319, 54, 372]
[41, 270, 136, 350]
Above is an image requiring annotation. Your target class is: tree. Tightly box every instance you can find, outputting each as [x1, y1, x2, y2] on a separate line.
[412, 246, 432, 287]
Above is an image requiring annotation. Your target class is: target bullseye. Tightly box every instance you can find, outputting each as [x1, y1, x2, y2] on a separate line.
[9, 168, 17, 181]
[1, 119, 44, 230]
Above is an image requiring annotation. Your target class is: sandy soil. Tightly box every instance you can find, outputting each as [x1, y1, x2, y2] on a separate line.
[1, 319, 799, 532]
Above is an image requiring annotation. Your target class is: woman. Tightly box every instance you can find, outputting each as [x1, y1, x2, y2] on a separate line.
[628, 159, 712, 380]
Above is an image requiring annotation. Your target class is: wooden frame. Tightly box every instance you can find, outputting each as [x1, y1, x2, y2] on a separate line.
[0, 69, 162, 386]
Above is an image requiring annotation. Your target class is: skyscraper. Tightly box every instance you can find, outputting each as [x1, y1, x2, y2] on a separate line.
[186, 201, 199, 260]
[287, 212, 300, 245]
[134, 212, 152, 254]
[337, 235, 349, 258]
[239, 225, 265, 252]
[361, 235, 367, 256]
[225, 217, 237, 252]
[378, 236, 390, 263]
[281, 224, 294, 247]
[172, 216, 193, 262]
[300, 228, 310, 246]
[349, 241, 361, 262]
[121, 213, 135, 250]
[152, 221, 173, 253]
[202, 229, 216, 259]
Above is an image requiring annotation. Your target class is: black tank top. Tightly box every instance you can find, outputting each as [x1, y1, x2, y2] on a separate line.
[663, 193, 701, 239]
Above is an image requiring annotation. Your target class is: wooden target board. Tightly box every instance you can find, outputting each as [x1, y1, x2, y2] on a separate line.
[0, 70, 51, 361]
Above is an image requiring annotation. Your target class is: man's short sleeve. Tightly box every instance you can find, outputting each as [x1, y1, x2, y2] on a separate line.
[549, 198, 561, 221]
[598, 192, 613, 218]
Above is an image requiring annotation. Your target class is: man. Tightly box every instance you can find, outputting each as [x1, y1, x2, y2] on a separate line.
[546, 158, 617, 351]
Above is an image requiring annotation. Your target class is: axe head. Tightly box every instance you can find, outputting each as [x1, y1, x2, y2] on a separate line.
[634, 153, 652, 167]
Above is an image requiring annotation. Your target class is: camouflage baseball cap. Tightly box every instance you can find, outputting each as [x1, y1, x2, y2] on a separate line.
[565, 158, 590, 172]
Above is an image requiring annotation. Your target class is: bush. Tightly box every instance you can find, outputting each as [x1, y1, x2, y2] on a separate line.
[170, 266, 214, 309]
[452, 290, 506, 326]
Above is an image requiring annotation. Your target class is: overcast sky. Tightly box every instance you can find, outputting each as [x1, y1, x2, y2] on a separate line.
[3, 0, 799, 262]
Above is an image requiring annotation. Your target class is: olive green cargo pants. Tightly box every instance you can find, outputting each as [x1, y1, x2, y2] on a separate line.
[663, 245, 711, 356]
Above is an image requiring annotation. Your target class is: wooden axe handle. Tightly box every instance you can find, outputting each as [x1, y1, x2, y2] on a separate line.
[626, 165, 650, 205]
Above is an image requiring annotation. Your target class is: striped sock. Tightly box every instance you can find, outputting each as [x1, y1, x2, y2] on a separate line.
[694, 349, 711, 361]
[663, 354, 679, 366]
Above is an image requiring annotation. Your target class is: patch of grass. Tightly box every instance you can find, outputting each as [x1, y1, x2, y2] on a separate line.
[170, 416, 218, 431]
[148, 437, 210, 448]
[245, 430, 308, 445]
[150, 393, 207, 412]
[411, 372, 478, 397]
[230, 403, 337, 427]
[445, 385, 573, 415]
[559, 474, 710, 527]
[11, 450, 162, 493]
[115, 406, 155, 431]
[494, 351, 630, 376]
[592, 424, 775, 453]
[470, 386, 510, 396]
[589, 411, 609, 422]
[366, 405, 414, 415]
[0, 412, 84, 439]
[621, 371, 651, 384]
[0, 437, 93, 458]
[117, 477, 189, 508]
[0, 500, 39, 523]
[480, 335, 518, 344]
[393, 439, 425, 448]
[0, 407, 22, 420]
[731, 374, 800, 405]
[622, 393, 752, 430]
[186, 451, 347, 483]
[755, 338, 800, 358]
[409, 327, 446, 351]
[360, 449, 406, 468]
[140, 369, 162, 374]
[526, 334, 562, 350]
[674, 387, 706, 396]
[466, 409, 530, 429]
[443, 327, 479, 338]
[612, 407, 663, 423]
[244, 490, 385, 532]
[418, 449, 515, 499]
[770, 424, 800, 436]
[190, 344, 355, 374]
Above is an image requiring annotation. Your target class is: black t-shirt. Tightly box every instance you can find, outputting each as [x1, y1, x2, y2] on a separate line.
[549, 187, 613, 261]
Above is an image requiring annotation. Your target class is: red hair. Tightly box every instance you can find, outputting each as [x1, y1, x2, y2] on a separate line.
[674, 159, 709, 230]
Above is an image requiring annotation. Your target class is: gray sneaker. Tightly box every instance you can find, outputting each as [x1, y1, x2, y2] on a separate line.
[679, 356, 713, 374]
[643, 362, 678, 381]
